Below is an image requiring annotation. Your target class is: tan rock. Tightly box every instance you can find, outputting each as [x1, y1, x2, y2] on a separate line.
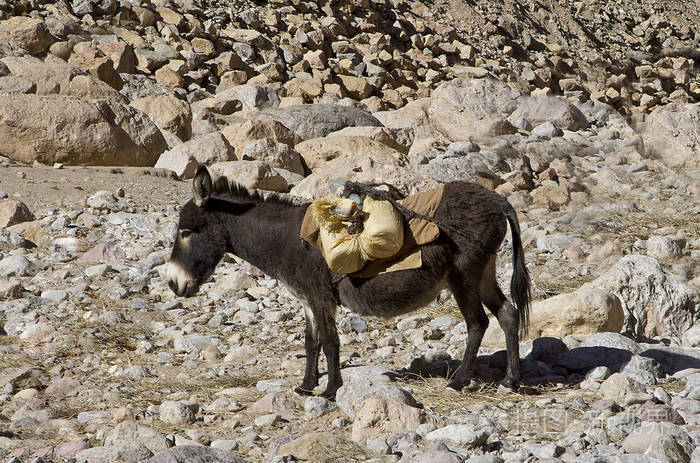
[291, 159, 438, 199]
[210, 161, 288, 192]
[530, 180, 570, 209]
[222, 119, 301, 156]
[98, 42, 136, 74]
[0, 56, 126, 102]
[241, 138, 305, 175]
[284, 76, 323, 99]
[482, 288, 624, 347]
[156, 7, 185, 28]
[69, 47, 123, 91]
[155, 65, 184, 88]
[295, 135, 407, 171]
[351, 398, 425, 442]
[130, 95, 192, 142]
[0, 17, 53, 55]
[600, 373, 644, 403]
[155, 132, 236, 178]
[0, 200, 34, 227]
[0, 94, 167, 166]
[642, 102, 700, 168]
[327, 126, 409, 154]
[191, 37, 215, 56]
[278, 432, 361, 461]
[428, 78, 519, 141]
[217, 70, 249, 91]
[0, 279, 24, 299]
[337, 74, 373, 99]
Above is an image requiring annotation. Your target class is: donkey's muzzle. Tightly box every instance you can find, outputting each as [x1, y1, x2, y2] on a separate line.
[165, 261, 199, 298]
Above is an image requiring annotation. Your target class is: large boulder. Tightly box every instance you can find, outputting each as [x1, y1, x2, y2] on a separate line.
[210, 161, 288, 192]
[351, 398, 426, 442]
[295, 134, 408, 171]
[428, 77, 520, 141]
[0, 56, 126, 102]
[154, 132, 236, 178]
[253, 104, 383, 140]
[215, 84, 280, 111]
[291, 160, 438, 199]
[642, 102, 700, 168]
[0, 94, 167, 166]
[584, 255, 699, 341]
[0, 17, 53, 55]
[240, 138, 305, 175]
[221, 118, 301, 156]
[0, 200, 34, 228]
[508, 96, 588, 131]
[130, 95, 192, 142]
[482, 288, 624, 347]
[146, 446, 249, 463]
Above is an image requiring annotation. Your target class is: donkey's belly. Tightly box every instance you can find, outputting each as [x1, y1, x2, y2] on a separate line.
[337, 268, 448, 318]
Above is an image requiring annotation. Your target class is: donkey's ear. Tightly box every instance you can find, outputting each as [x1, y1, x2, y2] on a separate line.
[192, 165, 213, 207]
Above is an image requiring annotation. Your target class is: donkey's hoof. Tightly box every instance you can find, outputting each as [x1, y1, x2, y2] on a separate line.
[446, 378, 468, 391]
[499, 376, 519, 391]
[294, 386, 315, 396]
[319, 388, 339, 401]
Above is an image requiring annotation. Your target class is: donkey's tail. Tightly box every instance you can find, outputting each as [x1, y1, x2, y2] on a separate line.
[504, 203, 531, 337]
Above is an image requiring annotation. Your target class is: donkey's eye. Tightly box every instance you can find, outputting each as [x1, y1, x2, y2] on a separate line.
[180, 229, 193, 239]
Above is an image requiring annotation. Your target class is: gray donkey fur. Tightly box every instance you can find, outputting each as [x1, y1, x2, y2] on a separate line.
[168, 166, 531, 399]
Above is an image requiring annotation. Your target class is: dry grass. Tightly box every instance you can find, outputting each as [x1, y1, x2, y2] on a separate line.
[608, 211, 700, 240]
[396, 374, 576, 414]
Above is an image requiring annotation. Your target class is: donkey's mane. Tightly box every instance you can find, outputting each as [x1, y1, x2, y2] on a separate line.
[211, 175, 309, 207]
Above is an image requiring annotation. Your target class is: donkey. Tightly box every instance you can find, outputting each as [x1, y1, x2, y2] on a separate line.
[168, 166, 531, 399]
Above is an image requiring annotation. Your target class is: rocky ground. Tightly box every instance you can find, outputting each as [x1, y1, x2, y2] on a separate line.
[0, 0, 699, 462]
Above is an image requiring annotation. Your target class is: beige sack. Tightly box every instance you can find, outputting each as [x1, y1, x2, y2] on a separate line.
[312, 196, 404, 274]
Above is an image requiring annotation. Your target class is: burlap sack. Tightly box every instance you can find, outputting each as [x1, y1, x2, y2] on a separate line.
[312, 196, 404, 274]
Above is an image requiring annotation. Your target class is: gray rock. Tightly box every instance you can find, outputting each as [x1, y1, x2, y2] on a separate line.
[335, 366, 418, 419]
[75, 442, 153, 463]
[104, 420, 169, 454]
[0, 255, 35, 277]
[338, 314, 368, 333]
[428, 77, 519, 141]
[583, 255, 699, 341]
[509, 96, 588, 131]
[646, 236, 686, 260]
[159, 400, 196, 425]
[304, 396, 335, 419]
[256, 379, 290, 393]
[253, 104, 382, 140]
[173, 335, 221, 354]
[580, 332, 642, 353]
[530, 122, 563, 140]
[621, 422, 693, 458]
[425, 424, 489, 447]
[620, 354, 663, 385]
[154, 132, 236, 179]
[366, 437, 391, 456]
[216, 85, 280, 111]
[146, 445, 250, 463]
[529, 337, 569, 364]
[77, 410, 112, 424]
[606, 413, 640, 440]
[410, 450, 464, 463]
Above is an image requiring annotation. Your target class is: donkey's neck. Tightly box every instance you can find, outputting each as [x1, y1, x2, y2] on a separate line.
[219, 199, 309, 282]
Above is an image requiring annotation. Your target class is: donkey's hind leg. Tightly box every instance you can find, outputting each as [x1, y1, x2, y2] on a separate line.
[295, 306, 321, 395]
[480, 255, 521, 389]
[446, 271, 489, 390]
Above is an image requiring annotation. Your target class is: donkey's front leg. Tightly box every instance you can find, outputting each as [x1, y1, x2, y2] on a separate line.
[295, 307, 321, 396]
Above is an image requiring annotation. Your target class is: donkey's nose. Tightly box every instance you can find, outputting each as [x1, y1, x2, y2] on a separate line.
[168, 279, 177, 294]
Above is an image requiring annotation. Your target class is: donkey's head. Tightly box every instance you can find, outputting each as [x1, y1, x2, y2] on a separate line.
[167, 166, 230, 297]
